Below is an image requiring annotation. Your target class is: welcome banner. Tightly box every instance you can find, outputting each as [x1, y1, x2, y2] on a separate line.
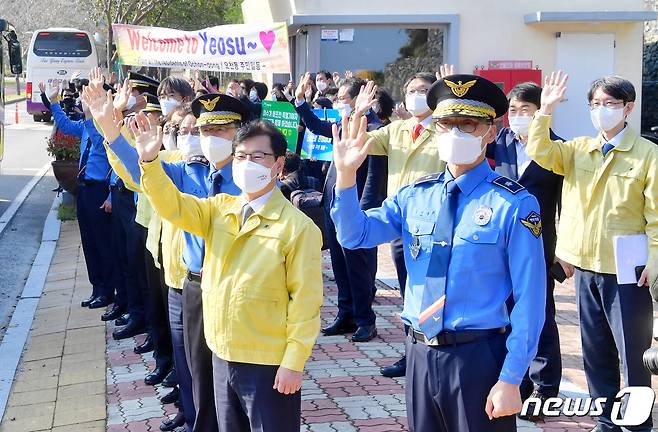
[113, 22, 291, 73]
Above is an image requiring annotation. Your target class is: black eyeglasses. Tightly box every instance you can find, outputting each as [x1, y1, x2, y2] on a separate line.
[233, 151, 275, 162]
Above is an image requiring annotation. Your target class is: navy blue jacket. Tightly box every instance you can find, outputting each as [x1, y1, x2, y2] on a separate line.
[486, 127, 564, 264]
[294, 101, 387, 212]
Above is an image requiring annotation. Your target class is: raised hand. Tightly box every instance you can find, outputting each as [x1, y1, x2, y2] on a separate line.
[108, 71, 118, 85]
[437, 64, 455, 80]
[130, 112, 162, 163]
[113, 79, 131, 112]
[332, 115, 373, 190]
[393, 102, 412, 120]
[89, 66, 105, 88]
[81, 81, 119, 142]
[539, 71, 568, 115]
[295, 72, 312, 102]
[44, 80, 61, 102]
[353, 80, 378, 118]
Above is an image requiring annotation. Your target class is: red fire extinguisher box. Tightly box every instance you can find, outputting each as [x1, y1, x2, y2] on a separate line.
[474, 61, 542, 126]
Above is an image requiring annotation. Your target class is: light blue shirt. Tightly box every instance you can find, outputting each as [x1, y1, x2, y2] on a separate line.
[330, 160, 546, 385]
[50, 103, 110, 182]
[109, 135, 241, 273]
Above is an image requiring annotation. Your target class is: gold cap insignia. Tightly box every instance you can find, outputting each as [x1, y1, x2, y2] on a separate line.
[199, 96, 221, 112]
[444, 79, 477, 98]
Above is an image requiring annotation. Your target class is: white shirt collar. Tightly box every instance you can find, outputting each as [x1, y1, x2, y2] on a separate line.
[242, 187, 275, 212]
[418, 115, 432, 129]
[603, 124, 627, 148]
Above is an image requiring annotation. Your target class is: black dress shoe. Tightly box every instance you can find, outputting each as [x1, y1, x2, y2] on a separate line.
[115, 313, 130, 327]
[89, 295, 113, 309]
[159, 412, 185, 431]
[101, 304, 126, 322]
[134, 337, 154, 354]
[81, 295, 97, 307]
[321, 317, 357, 336]
[160, 387, 179, 405]
[144, 365, 170, 386]
[161, 369, 177, 388]
[112, 320, 147, 340]
[351, 325, 377, 342]
[380, 356, 406, 378]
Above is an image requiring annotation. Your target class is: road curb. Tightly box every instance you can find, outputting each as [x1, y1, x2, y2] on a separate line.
[0, 194, 62, 422]
[5, 97, 26, 105]
[0, 162, 51, 238]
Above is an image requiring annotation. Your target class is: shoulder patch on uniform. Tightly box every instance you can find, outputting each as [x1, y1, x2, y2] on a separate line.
[414, 172, 442, 185]
[187, 155, 209, 166]
[520, 211, 542, 238]
[492, 176, 525, 194]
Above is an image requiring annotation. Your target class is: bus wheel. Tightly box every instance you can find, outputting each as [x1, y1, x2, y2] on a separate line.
[33, 114, 42, 122]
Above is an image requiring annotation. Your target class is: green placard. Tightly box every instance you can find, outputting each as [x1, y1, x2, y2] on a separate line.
[260, 100, 299, 152]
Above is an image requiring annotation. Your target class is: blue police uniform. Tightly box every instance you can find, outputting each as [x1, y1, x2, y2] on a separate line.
[51, 102, 114, 302]
[331, 159, 547, 431]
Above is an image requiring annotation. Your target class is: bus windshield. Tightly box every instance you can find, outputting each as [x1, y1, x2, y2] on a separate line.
[33, 32, 92, 58]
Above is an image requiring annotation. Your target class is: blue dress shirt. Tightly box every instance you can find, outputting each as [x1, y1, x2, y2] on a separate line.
[51, 103, 110, 182]
[109, 135, 241, 273]
[330, 159, 547, 385]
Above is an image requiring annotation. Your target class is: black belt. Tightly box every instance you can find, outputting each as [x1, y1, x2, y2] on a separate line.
[78, 178, 107, 187]
[110, 183, 131, 193]
[411, 328, 505, 347]
[186, 271, 201, 283]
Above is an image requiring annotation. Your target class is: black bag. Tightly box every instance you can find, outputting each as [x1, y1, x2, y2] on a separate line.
[290, 189, 328, 250]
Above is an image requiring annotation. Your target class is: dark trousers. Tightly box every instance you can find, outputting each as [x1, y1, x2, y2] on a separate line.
[168, 287, 196, 430]
[575, 269, 653, 432]
[390, 237, 407, 296]
[507, 273, 562, 399]
[405, 332, 515, 432]
[212, 356, 301, 432]
[135, 226, 172, 370]
[325, 215, 377, 327]
[111, 188, 145, 324]
[182, 277, 219, 432]
[76, 181, 114, 298]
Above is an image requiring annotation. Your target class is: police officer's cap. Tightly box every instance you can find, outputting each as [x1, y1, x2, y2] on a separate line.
[191, 93, 249, 127]
[427, 74, 508, 120]
[142, 93, 162, 114]
[128, 71, 159, 96]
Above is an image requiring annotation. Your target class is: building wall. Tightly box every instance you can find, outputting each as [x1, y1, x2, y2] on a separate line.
[243, 0, 649, 127]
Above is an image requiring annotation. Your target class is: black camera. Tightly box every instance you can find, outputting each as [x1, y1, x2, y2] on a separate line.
[642, 318, 658, 375]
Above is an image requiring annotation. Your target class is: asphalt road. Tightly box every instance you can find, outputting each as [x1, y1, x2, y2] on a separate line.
[0, 100, 57, 340]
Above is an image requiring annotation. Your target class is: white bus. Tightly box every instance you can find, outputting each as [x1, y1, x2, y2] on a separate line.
[25, 28, 98, 122]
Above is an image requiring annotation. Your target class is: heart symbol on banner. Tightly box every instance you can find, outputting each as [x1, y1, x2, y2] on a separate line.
[259, 31, 276, 54]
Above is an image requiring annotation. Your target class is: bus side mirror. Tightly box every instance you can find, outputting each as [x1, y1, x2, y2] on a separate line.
[7, 31, 22, 75]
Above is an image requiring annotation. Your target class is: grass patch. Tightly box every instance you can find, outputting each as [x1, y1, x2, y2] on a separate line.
[57, 203, 77, 221]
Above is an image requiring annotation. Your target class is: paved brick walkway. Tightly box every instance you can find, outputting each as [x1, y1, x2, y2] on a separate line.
[1, 223, 657, 431]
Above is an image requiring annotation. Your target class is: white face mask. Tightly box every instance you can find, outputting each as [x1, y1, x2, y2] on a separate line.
[590, 106, 625, 132]
[232, 159, 273, 193]
[508, 115, 532, 136]
[405, 93, 430, 116]
[333, 102, 352, 118]
[160, 97, 181, 116]
[177, 134, 202, 158]
[200, 135, 233, 164]
[249, 89, 259, 102]
[162, 133, 177, 151]
[436, 127, 489, 165]
[126, 95, 137, 109]
[316, 81, 328, 92]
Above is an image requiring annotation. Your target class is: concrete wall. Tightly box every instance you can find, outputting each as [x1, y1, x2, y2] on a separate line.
[243, 0, 649, 128]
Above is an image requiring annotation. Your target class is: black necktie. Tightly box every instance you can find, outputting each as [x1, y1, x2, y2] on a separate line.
[209, 171, 222, 197]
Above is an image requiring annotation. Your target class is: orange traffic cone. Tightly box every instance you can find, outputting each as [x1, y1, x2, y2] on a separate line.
[14, 103, 18, 124]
